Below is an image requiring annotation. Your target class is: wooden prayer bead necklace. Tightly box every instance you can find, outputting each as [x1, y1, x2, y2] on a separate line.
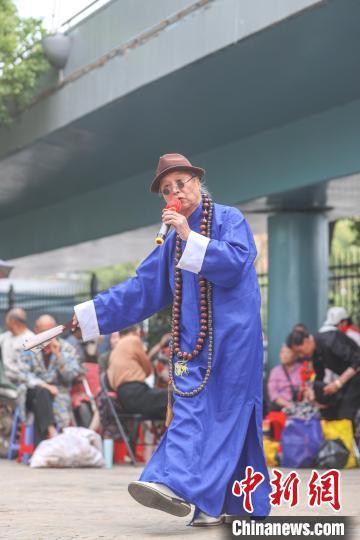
[168, 194, 214, 399]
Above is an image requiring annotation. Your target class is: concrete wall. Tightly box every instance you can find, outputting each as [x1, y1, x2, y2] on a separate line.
[1, 96, 359, 259]
[0, 0, 323, 158]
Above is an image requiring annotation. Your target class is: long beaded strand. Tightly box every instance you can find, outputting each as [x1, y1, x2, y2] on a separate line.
[168, 194, 214, 399]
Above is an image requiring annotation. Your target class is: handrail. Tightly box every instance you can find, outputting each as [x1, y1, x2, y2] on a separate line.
[29, 0, 215, 105]
[57, 0, 111, 32]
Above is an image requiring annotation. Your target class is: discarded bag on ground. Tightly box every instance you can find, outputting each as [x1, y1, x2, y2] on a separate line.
[321, 419, 357, 468]
[30, 427, 104, 468]
[315, 438, 349, 469]
[280, 416, 324, 468]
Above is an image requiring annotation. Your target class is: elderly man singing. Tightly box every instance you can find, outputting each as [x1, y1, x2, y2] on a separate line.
[73, 153, 271, 526]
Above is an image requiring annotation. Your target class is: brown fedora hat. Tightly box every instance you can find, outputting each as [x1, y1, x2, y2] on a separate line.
[150, 153, 205, 193]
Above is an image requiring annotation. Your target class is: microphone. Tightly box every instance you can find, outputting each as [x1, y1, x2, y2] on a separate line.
[155, 198, 182, 245]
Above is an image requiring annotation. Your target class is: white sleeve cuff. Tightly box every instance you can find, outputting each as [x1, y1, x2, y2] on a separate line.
[74, 300, 100, 341]
[176, 231, 210, 274]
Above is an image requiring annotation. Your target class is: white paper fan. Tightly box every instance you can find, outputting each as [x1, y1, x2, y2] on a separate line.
[23, 325, 67, 352]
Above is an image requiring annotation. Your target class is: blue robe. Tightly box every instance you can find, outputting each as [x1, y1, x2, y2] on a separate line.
[91, 201, 271, 517]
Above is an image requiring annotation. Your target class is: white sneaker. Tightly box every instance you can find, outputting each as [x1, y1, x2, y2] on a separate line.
[189, 511, 224, 527]
[128, 481, 191, 517]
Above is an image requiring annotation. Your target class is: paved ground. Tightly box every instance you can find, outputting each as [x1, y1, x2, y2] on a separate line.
[0, 461, 359, 539]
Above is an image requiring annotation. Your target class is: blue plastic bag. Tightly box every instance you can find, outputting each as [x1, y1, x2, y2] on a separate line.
[280, 417, 324, 468]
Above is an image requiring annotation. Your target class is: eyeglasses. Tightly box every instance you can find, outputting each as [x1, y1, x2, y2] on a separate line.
[160, 175, 197, 196]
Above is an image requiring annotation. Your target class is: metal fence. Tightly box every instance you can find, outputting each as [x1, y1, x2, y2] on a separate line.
[0, 278, 96, 330]
[328, 253, 360, 326]
[0, 258, 358, 335]
[257, 256, 360, 337]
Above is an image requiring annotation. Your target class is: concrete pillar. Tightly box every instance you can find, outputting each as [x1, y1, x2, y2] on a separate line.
[267, 212, 328, 370]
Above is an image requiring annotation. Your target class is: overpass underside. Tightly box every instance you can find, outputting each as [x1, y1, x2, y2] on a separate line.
[0, 0, 359, 365]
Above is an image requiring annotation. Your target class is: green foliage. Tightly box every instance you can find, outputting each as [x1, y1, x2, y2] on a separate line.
[331, 218, 360, 259]
[0, 0, 49, 125]
[329, 218, 360, 325]
[349, 218, 360, 248]
[92, 260, 172, 346]
[93, 261, 139, 291]
[147, 305, 172, 348]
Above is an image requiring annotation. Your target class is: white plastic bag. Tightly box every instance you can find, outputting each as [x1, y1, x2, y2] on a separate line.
[30, 427, 104, 468]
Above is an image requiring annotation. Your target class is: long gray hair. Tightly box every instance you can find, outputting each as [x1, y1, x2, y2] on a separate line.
[200, 178, 212, 199]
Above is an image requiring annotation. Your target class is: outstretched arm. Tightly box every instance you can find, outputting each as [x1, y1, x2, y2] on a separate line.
[74, 242, 173, 341]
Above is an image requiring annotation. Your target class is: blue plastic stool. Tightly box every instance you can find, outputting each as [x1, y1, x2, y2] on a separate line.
[7, 406, 21, 460]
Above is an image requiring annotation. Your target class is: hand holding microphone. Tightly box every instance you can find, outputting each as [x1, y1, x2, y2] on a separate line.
[156, 198, 190, 245]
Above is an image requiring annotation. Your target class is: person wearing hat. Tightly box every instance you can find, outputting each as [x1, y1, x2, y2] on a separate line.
[73, 153, 271, 525]
[320, 306, 360, 346]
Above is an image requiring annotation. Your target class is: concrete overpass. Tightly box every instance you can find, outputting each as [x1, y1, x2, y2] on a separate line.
[1, 0, 359, 366]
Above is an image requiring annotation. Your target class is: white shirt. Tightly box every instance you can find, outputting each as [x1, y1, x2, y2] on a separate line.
[0, 329, 34, 384]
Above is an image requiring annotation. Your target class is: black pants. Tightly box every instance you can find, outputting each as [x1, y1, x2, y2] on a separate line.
[26, 386, 55, 447]
[116, 382, 168, 420]
[320, 373, 360, 422]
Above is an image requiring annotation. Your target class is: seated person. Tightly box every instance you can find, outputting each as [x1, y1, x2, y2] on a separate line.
[98, 332, 121, 373]
[107, 325, 167, 419]
[286, 328, 360, 422]
[0, 308, 34, 386]
[267, 345, 303, 411]
[21, 315, 82, 446]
